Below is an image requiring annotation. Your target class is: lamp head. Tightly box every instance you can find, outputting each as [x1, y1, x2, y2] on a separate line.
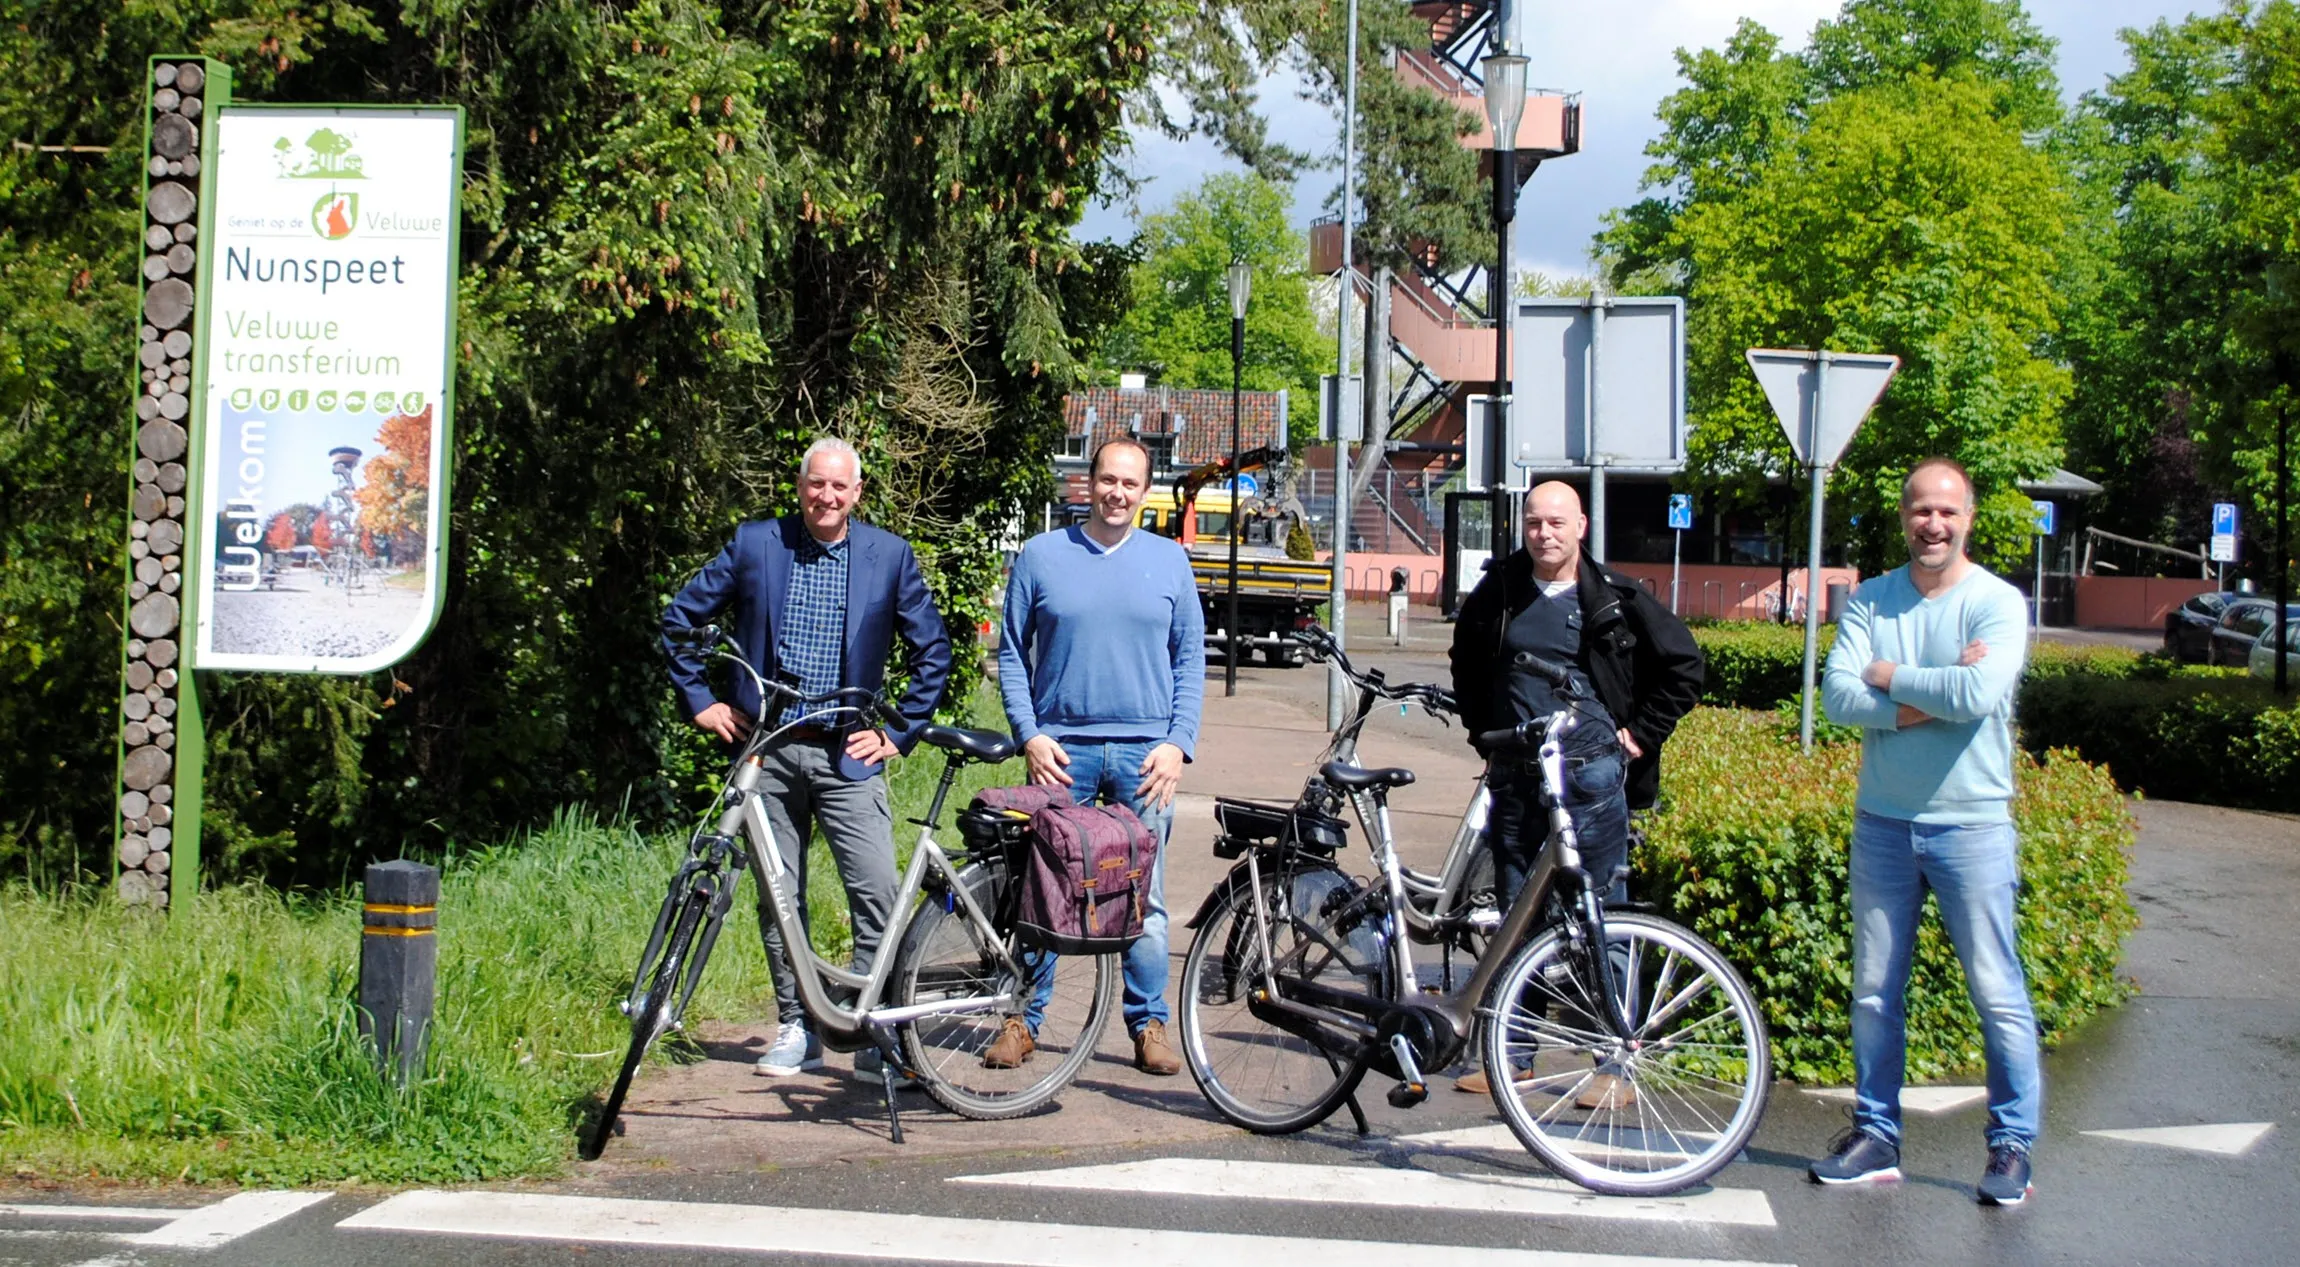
[1226, 258, 1253, 321]
[1482, 54, 1530, 143]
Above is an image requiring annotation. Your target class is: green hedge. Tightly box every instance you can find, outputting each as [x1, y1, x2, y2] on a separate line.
[1691, 623, 2292, 810]
[1642, 709, 2137, 1084]
[2018, 676, 2300, 813]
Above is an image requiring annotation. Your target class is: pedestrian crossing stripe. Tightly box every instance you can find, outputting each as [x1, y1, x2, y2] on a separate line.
[949, 1157, 1776, 1228]
[2080, 1123, 2274, 1156]
[339, 1190, 1792, 1266]
[0, 1192, 331, 1248]
[1397, 1124, 1738, 1166]
[1802, 1086, 1987, 1114]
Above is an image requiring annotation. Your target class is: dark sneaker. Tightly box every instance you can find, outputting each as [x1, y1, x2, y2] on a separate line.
[981, 1016, 1035, 1069]
[1809, 1128, 1902, 1185]
[1978, 1145, 2033, 1206]
[1133, 1020, 1182, 1076]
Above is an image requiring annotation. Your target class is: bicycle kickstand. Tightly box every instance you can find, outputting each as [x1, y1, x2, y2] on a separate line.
[870, 1025, 907, 1145]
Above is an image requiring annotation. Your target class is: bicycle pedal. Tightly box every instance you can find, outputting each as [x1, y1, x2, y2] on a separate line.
[1387, 1080, 1430, 1109]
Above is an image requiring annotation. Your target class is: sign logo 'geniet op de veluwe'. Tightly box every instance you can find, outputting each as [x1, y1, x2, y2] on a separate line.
[312, 191, 359, 240]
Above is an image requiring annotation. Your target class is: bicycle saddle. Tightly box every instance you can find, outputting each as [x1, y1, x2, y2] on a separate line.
[1320, 760, 1416, 790]
[918, 724, 1017, 763]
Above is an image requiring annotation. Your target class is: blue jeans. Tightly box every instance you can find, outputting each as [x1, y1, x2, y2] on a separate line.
[1850, 811, 2042, 1151]
[1022, 739, 1173, 1035]
[1489, 749, 1631, 910]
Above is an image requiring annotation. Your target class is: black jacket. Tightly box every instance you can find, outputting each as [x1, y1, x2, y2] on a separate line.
[1450, 546, 1705, 810]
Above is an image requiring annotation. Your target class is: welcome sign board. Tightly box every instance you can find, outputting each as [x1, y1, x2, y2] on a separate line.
[190, 106, 462, 673]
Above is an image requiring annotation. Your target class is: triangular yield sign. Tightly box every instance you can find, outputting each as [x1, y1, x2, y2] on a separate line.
[1744, 349, 1900, 468]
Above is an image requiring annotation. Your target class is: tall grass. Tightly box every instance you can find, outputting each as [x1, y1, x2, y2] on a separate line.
[0, 732, 1026, 1184]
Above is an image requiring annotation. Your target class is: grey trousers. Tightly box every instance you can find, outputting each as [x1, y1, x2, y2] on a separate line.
[754, 737, 896, 1026]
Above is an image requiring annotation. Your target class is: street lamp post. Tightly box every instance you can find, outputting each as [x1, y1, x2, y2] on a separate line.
[1482, 52, 1529, 563]
[1226, 258, 1253, 697]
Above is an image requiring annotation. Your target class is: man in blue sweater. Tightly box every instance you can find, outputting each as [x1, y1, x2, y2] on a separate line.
[994, 436, 1205, 1075]
[1809, 457, 2041, 1207]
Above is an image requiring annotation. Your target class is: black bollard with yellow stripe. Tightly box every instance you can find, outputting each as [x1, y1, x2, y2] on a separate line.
[360, 859, 438, 1086]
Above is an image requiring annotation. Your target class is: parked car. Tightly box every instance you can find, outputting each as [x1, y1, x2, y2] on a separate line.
[2246, 610, 2300, 682]
[2209, 598, 2300, 667]
[2164, 591, 2240, 662]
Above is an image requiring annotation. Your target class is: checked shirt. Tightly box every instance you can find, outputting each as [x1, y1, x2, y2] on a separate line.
[775, 533, 848, 729]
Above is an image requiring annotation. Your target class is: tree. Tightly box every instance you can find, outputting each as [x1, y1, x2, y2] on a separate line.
[1677, 74, 2073, 572]
[308, 514, 335, 555]
[353, 408, 432, 550]
[1, 0, 1163, 885]
[1099, 173, 1328, 417]
[264, 513, 295, 554]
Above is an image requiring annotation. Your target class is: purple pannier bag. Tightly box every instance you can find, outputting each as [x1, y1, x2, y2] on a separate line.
[1016, 802, 1157, 954]
[970, 784, 1070, 817]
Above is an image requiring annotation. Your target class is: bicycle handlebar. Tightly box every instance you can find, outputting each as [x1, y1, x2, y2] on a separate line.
[1289, 623, 1455, 714]
[666, 623, 892, 728]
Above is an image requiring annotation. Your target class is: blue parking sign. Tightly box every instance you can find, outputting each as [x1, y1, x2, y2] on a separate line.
[2032, 500, 2056, 536]
[1667, 493, 1694, 532]
[2213, 502, 2238, 536]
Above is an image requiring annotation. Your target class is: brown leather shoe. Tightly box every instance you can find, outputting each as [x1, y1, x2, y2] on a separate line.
[1455, 1067, 1538, 1094]
[1575, 1072, 1637, 1110]
[982, 1016, 1035, 1069]
[1133, 1020, 1182, 1075]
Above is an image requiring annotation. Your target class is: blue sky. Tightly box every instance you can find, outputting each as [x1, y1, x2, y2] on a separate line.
[1076, 1, 2209, 278]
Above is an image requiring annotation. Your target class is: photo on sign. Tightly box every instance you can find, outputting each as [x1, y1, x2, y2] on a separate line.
[205, 398, 432, 661]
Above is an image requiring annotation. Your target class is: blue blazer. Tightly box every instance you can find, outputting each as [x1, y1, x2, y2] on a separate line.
[662, 516, 953, 781]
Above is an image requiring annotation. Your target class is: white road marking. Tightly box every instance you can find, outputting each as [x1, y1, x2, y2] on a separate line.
[339, 1189, 1791, 1266]
[0, 1191, 331, 1249]
[950, 1157, 1776, 1228]
[1803, 1086, 1988, 1114]
[124, 1189, 333, 1248]
[2081, 1122, 2275, 1156]
[0, 1204, 177, 1222]
[1397, 1123, 1738, 1165]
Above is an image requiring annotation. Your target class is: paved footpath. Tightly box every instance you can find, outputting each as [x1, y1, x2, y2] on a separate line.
[5, 619, 2297, 1266]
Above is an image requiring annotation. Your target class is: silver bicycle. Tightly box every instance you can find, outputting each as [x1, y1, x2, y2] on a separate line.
[583, 624, 1117, 1158]
[1177, 630, 1770, 1195]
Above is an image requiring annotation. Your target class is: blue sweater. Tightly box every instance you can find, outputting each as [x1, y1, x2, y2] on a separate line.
[998, 525, 1206, 758]
[1821, 565, 2029, 825]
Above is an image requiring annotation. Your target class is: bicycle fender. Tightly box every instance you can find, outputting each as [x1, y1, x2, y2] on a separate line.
[1182, 862, 1258, 930]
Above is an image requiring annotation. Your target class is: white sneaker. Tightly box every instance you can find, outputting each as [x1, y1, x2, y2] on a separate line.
[754, 1022, 822, 1076]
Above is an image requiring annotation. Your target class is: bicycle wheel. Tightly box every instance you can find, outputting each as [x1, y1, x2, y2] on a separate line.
[583, 891, 707, 1160]
[1178, 862, 1390, 1133]
[1482, 911, 1770, 1195]
[892, 860, 1118, 1120]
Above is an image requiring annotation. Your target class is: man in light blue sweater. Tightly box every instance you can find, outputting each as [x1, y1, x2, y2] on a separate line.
[1808, 457, 2041, 1206]
[993, 436, 1205, 1075]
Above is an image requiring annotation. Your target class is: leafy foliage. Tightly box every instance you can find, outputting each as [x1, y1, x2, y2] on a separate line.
[1098, 172, 1329, 409]
[0, 0, 1157, 887]
[2018, 674, 2300, 812]
[1601, 2, 2078, 574]
[1643, 708, 2136, 1084]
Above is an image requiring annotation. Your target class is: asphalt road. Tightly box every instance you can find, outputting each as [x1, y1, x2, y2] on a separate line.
[7, 622, 2295, 1267]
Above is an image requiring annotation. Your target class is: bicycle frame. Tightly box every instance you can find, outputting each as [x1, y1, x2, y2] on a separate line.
[1314, 640, 1494, 946]
[717, 752, 1023, 1049]
[638, 631, 1025, 1054]
[1234, 704, 1609, 1087]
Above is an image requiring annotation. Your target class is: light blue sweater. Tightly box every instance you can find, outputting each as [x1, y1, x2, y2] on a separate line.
[1821, 565, 2029, 824]
[998, 525, 1206, 758]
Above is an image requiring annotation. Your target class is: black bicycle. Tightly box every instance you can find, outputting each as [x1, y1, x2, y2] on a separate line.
[1176, 635, 1770, 1195]
[583, 625, 1117, 1159]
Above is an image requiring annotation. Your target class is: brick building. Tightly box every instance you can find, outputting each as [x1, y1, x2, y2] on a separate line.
[1053, 383, 1290, 506]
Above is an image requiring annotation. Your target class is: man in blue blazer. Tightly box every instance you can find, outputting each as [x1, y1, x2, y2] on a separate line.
[662, 438, 952, 1077]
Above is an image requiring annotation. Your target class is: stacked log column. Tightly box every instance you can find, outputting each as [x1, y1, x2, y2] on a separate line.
[118, 60, 208, 908]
